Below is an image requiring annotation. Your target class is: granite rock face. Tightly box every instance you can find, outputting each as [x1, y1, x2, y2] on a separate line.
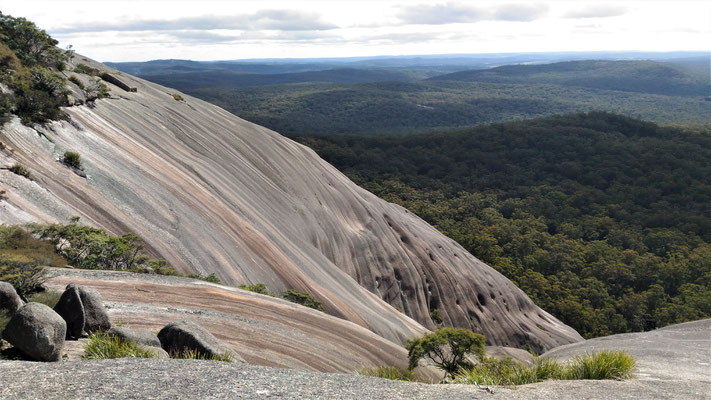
[0, 282, 24, 313]
[2, 302, 66, 361]
[108, 326, 161, 348]
[0, 55, 583, 351]
[76, 285, 111, 333]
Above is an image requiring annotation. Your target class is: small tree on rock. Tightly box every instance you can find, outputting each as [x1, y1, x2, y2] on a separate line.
[406, 327, 485, 377]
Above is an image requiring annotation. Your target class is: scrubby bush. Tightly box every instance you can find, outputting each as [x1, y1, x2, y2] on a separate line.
[8, 163, 30, 178]
[237, 283, 277, 296]
[358, 366, 418, 381]
[83, 332, 156, 359]
[72, 63, 96, 75]
[406, 327, 485, 378]
[171, 93, 184, 101]
[68, 74, 84, 89]
[62, 151, 81, 169]
[0, 225, 65, 300]
[282, 289, 325, 311]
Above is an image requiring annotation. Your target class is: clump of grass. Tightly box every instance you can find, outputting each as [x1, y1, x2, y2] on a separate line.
[171, 93, 184, 101]
[83, 332, 156, 359]
[62, 151, 82, 169]
[8, 163, 30, 178]
[68, 75, 84, 89]
[170, 348, 233, 362]
[358, 366, 418, 381]
[453, 351, 636, 386]
[565, 350, 637, 380]
[28, 289, 62, 308]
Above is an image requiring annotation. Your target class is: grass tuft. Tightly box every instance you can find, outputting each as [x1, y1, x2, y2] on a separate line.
[358, 366, 418, 381]
[169, 348, 233, 362]
[83, 332, 156, 359]
[28, 289, 62, 308]
[453, 351, 636, 386]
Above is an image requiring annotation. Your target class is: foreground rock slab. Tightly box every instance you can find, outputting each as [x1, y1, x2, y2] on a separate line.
[2, 303, 66, 361]
[158, 320, 240, 361]
[0, 282, 24, 313]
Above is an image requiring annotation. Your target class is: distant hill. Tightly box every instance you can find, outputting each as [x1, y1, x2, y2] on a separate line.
[429, 60, 710, 97]
[133, 68, 432, 90]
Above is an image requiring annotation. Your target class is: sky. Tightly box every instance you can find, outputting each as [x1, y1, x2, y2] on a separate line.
[0, 0, 709, 62]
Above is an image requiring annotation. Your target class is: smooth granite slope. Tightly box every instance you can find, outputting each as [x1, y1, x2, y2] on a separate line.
[0, 54, 582, 350]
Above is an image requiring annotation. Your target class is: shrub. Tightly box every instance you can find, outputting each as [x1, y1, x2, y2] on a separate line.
[83, 332, 156, 359]
[28, 289, 62, 308]
[565, 351, 637, 380]
[406, 327, 485, 378]
[430, 308, 443, 325]
[170, 348, 233, 362]
[68, 74, 84, 89]
[237, 283, 277, 297]
[358, 366, 418, 381]
[202, 273, 220, 283]
[171, 93, 184, 101]
[62, 151, 81, 169]
[72, 63, 96, 75]
[8, 163, 30, 178]
[282, 289, 325, 311]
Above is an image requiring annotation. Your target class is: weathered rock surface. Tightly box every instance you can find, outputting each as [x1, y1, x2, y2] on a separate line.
[53, 284, 85, 339]
[0, 282, 23, 313]
[2, 302, 66, 361]
[0, 54, 582, 351]
[158, 320, 239, 360]
[108, 326, 161, 348]
[0, 319, 709, 400]
[76, 285, 111, 333]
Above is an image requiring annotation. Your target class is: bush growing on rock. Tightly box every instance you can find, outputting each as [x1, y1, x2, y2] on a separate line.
[282, 289, 325, 311]
[83, 332, 156, 359]
[8, 163, 31, 178]
[62, 151, 82, 169]
[406, 327, 485, 378]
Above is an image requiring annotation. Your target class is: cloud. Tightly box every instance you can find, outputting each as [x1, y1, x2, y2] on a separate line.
[395, 2, 547, 25]
[564, 5, 627, 19]
[51, 10, 338, 34]
[492, 4, 549, 22]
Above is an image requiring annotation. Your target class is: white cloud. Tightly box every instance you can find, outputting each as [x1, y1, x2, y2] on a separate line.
[564, 4, 628, 19]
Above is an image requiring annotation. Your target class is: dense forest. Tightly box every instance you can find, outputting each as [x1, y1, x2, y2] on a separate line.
[300, 113, 711, 338]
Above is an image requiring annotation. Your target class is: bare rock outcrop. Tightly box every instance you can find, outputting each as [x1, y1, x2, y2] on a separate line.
[0, 55, 583, 351]
[53, 284, 85, 339]
[0, 282, 23, 313]
[158, 320, 241, 361]
[108, 326, 161, 348]
[2, 302, 66, 361]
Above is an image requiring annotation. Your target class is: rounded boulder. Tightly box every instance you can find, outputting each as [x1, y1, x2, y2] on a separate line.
[2, 302, 66, 361]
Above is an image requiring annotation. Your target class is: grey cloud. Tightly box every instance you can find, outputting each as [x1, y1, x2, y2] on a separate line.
[396, 2, 487, 25]
[564, 5, 627, 19]
[51, 10, 337, 34]
[492, 3, 548, 22]
[396, 2, 547, 25]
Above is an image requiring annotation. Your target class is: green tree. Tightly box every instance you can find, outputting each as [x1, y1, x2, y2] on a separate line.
[405, 327, 485, 377]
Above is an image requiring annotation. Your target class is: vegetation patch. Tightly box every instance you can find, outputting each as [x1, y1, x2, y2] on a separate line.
[61, 151, 82, 169]
[169, 348, 233, 362]
[453, 351, 636, 385]
[358, 366, 418, 381]
[83, 332, 156, 359]
[171, 93, 184, 101]
[8, 163, 30, 178]
[406, 327, 485, 378]
[281, 289, 325, 311]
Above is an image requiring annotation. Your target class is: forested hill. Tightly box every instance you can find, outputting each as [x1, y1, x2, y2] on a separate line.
[300, 112, 711, 339]
[429, 60, 711, 97]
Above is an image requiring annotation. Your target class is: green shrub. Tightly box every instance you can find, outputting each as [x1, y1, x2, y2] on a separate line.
[62, 151, 81, 169]
[237, 283, 277, 296]
[8, 163, 30, 178]
[565, 351, 637, 380]
[282, 289, 325, 311]
[202, 273, 220, 283]
[28, 289, 62, 308]
[68, 74, 84, 89]
[406, 327, 485, 378]
[430, 308, 443, 325]
[358, 366, 418, 381]
[72, 63, 96, 75]
[83, 332, 156, 359]
[170, 348, 233, 362]
[171, 93, 184, 101]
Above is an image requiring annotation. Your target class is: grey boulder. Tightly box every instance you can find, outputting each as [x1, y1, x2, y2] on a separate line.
[53, 284, 85, 339]
[2, 302, 66, 361]
[0, 282, 24, 313]
[108, 326, 161, 348]
[158, 321, 239, 361]
[76, 285, 111, 333]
